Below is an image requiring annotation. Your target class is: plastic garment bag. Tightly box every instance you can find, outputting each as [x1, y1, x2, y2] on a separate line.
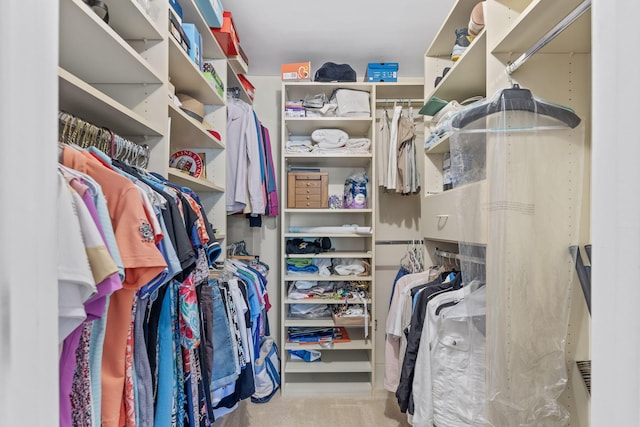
[446, 85, 586, 426]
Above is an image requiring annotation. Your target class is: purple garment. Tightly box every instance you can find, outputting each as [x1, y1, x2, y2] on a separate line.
[59, 179, 123, 426]
[79, 191, 123, 318]
[262, 126, 279, 216]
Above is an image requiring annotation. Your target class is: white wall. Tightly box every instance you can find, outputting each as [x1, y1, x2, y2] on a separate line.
[0, 1, 59, 425]
[591, 1, 640, 425]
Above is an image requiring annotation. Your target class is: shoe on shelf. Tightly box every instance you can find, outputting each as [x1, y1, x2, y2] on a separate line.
[451, 28, 474, 61]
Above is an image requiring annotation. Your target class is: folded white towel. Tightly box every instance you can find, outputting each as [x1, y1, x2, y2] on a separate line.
[311, 129, 349, 145]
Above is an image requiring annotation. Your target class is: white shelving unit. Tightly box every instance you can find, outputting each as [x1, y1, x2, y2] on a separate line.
[280, 81, 377, 396]
[59, 0, 229, 251]
[167, 0, 228, 245]
[420, 0, 591, 425]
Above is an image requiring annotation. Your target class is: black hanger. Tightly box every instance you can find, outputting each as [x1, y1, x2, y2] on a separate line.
[451, 84, 581, 129]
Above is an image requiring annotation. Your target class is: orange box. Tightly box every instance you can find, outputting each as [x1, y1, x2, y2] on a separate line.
[211, 11, 240, 56]
[281, 62, 311, 81]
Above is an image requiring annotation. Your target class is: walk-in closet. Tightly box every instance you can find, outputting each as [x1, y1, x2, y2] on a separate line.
[1, 0, 636, 425]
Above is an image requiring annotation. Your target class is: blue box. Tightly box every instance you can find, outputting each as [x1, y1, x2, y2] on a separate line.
[366, 62, 399, 82]
[194, 0, 224, 28]
[182, 23, 203, 70]
[169, 0, 183, 22]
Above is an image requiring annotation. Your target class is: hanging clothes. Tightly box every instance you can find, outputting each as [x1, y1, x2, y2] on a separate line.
[226, 96, 278, 223]
[385, 105, 403, 190]
[376, 109, 391, 187]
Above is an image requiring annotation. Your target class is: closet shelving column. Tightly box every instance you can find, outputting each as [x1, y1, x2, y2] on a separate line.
[280, 82, 376, 396]
[421, 0, 488, 251]
[487, 0, 591, 424]
[59, 0, 168, 164]
[167, 0, 228, 246]
[421, 0, 591, 424]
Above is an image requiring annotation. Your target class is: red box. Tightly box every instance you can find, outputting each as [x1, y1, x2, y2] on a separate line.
[237, 74, 255, 101]
[211, 11, 240, 57]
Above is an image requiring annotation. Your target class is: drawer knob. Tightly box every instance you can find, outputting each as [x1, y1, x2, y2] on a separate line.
[306, 196, 310, 199]
[306, 203, 310, 206]
[306, 189, 310, 193]
[306, 183, 310, 187]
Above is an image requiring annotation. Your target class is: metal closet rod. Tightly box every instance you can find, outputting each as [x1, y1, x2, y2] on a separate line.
[376, 239, 423, 245]
[375, 98, 424, 103]
[435, 248, 485, 265]
[506, 0, 591, 75]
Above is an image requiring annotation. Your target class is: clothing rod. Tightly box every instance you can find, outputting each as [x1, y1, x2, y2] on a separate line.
[375, 98, 424, 103]
[376, 239, 423, 245]
[435, 249, 485, 265]
[506, 0, 591, 75]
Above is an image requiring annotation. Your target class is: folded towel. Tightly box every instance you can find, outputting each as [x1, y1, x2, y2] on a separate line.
[287, 258, 313, 268]
[287, 264, 319, 274]
[345, 138, 371, 151]
[311, 129, 349, 145]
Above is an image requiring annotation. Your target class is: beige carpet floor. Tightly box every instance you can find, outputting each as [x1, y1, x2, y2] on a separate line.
[212, 391, 411, 427]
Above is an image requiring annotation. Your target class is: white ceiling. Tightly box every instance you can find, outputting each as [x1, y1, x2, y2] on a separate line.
[220, 0, 456, 79]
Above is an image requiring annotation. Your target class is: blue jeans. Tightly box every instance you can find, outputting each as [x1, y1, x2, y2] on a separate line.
[207, 278, 239, 390]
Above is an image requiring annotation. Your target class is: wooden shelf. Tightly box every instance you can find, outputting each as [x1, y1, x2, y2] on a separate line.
[284, 208, 372, 214]
[60, 0, 163, 85]
[228, 55, 249, 76]
[426, 31, 487, 102]
[106, 0, 163, 41]
[168, 103, 224, 149]
[168, 37, 225, 105]
[284, 233, 372, 238]
[180, 0, 226, 59]
[286, 251, 372, 259]
[492, 0, 591, 55]
[168, 168, 224, 192]
[59, 68, 164, 137]
[284, 351, 372, 373]
[425, 133, 451, 154]
[284, 298, 372, 305]
[283, 275, 372, 282]
[284, 329, 372, 351]
[425, 0, 482, 57]
[284, 153, 372, 167]
[284, 117, 373, 136]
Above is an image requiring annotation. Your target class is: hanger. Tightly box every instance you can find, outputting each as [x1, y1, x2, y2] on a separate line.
[451, 84, 581, 129]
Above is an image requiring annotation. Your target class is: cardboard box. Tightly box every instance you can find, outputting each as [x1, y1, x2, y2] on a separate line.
[365, 62, 398, 82]
[169, 13, 190, 54]
[169, 0, 183, 22]
[194, 0, 224, 28]
[282, 62, 311, 81]
[182, 23, 203, 70]
[211, 11, 240, 57]
[237, 74, 255, 101]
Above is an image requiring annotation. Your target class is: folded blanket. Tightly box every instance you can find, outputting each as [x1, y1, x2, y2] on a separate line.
[287, 264, 319, 274]
[311, 129, 349, 145]
[287, 258, 313, 268]
[314, 258, 332, 276]
[333, 259, 366, 276]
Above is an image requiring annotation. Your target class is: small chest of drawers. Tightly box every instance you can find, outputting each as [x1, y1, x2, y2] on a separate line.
[287, 172, 329, 208]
